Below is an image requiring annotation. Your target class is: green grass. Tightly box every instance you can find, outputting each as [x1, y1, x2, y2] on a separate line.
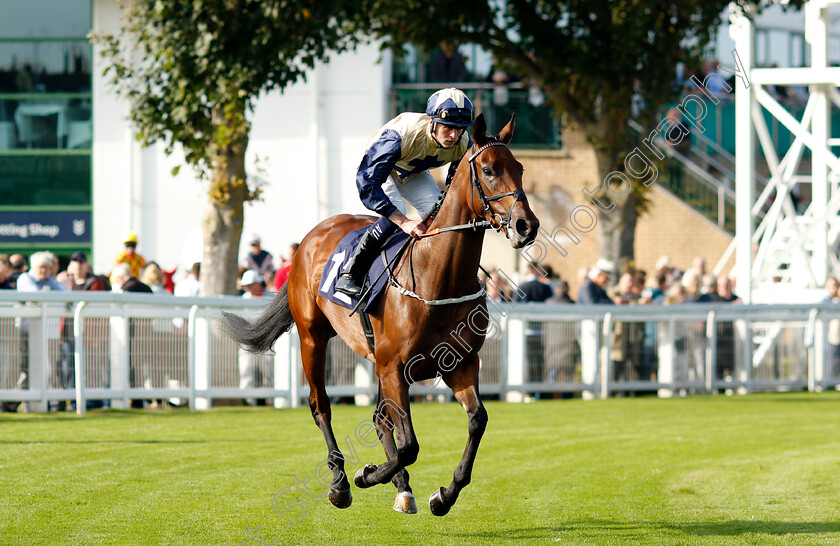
[2, 393, 840, 545]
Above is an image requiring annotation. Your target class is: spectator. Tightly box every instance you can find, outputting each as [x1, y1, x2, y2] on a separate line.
[822, 277, 840, 379]
[577, 259, 615, 304]
[611, 273, 646, 387]
[114, 231, 147, 279]
[17, 252, 65, 292]
[14, 252, 65, 412]
[821, 277, 838, 304]
[112, 263, 152, 294]
[710, 275, 740, 383]
[58, 257, 111, 411]
[681, 269, 710, 388]
[112, 263, 153, 408]
[643, 272, 669, 304]
[140, 262, 167, 294]
[514, 263, 553, 391]
[238, 270, 265, 299]
[240, 233, 275, 280]
[712, 275, 740, 303]
[238, 270, 270, 406]
[67, 251, 110, 291]
[174, 263, 201, 297]
[547, 279, 574, 304]
[683, 270, 713, 303]
[427, 40, 470, 83]
[514, 263, 554, 304]
[9, 253, 27, 289]
[691, 256, 707, 277]
[274, 243, 299, 291]
[0, 256, 13, 289]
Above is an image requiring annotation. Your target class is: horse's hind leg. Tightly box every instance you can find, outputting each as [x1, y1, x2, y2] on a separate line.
[372, 384, 416, 514]
[430, 356, 487, 516]
[299, 326, 353, 509]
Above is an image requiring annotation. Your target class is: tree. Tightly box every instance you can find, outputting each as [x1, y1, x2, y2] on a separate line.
[94, 0, 364, 295]
[362, 1, 788, 270]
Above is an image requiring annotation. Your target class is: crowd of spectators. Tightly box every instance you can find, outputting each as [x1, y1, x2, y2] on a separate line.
[479, 254, 749, 398]
[0, 231, 300, 412]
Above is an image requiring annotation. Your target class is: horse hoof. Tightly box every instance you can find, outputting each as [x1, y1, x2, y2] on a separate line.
[429, 487, 451, 517]
[354, 463, 376, 489]
[328, 486, 352, 509]
[393, 491, 418, 514]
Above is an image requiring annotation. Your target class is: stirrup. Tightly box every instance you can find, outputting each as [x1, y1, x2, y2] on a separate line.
[336, 273, 363, 296]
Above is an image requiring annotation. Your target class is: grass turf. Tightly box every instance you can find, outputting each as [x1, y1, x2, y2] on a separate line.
[1, 392, 840, 545]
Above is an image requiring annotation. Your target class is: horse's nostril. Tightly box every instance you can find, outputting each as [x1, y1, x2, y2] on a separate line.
[516, 218, 530, 236]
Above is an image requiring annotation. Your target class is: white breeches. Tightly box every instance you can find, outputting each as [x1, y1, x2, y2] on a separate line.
[381, 172, 443, 218]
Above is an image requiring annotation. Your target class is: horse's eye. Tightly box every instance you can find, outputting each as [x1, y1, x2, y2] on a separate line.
[482, 168, 492, 176]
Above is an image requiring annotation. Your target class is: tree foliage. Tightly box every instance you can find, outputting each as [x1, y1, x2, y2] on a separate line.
[363, 0, 801, 267]
[93, 0, 365, 294]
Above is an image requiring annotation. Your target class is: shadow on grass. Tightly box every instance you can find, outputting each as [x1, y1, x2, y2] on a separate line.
[445, 520, 840, 540]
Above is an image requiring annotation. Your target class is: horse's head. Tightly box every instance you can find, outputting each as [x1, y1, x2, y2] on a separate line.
[465, 113, 540, 248]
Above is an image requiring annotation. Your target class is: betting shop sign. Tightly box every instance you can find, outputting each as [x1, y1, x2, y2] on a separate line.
[0, 211, 92, 244]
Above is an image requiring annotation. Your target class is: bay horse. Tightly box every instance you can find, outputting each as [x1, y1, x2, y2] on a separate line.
[223, 113, 539, 516]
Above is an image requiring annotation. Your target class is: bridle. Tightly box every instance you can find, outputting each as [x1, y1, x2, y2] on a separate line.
[467, 141, 527, 238]
[385, 139, 528, 307]
[419, 139, 527, 239]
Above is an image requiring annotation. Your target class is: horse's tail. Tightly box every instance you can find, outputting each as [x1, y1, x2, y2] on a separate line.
[221, 284, 295, 354]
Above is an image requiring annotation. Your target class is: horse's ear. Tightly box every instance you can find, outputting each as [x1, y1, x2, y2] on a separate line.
[473, 113, 487, 145]
[498, 113, 516, 144]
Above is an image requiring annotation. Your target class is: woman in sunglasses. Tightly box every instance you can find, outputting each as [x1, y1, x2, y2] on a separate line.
[335, 88, 475, 296]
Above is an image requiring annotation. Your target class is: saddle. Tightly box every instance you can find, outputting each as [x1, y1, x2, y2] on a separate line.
[318, 226, 409, 313]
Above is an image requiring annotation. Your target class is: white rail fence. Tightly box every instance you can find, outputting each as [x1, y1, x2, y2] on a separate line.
[0, 291, 838, 414]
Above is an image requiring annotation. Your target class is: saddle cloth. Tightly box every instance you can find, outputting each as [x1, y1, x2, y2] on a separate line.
[318, 226, 409, 312]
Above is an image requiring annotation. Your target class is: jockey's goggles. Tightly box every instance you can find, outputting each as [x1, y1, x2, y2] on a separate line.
[436, 107, 474, 127]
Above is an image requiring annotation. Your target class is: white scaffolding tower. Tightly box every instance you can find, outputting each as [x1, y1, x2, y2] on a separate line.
[727, 1, 840, 303]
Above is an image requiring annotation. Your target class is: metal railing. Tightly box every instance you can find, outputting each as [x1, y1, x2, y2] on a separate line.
[1, 291, 838, 413]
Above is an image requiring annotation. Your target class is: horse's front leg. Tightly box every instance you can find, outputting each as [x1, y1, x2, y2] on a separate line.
[431, 356, 487, 516]
[353, 373, 419, 492]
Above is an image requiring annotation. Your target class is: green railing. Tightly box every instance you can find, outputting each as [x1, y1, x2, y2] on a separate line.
[392, 83, 562, 150]
[659, 154, 737, 234]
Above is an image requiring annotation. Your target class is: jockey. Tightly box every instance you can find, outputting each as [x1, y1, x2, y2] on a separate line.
[335, 88, 475, 296]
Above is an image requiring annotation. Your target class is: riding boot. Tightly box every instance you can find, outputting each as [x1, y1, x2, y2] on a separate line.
[335, 230, 384, 296]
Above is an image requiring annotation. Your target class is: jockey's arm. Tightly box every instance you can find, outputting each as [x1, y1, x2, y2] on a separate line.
[356, 130, 401, 220]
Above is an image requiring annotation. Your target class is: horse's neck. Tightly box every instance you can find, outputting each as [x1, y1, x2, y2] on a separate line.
[404, 179, 485, 297]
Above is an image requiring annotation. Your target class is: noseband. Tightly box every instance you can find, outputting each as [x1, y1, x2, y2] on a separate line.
[468, 141, 527, 237]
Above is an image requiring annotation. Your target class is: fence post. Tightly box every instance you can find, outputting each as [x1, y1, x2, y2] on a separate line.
[705, 310, 717, 394]
[499, 314, 509, 401]
[580, 318, 599, 400]
[600, 313, 612, 400]
[657, 318, 676, 398]
[354, 359, 374, 406]
[73, 302, 87, 415]
[108, 309, 129, 408]
[505, 316, 525, 402]
[289, 327, 300, 408]
[808, 308, 826, 392]
[734, 317, 751, 394]
[191, 306, 212, 409]
[273, 332, 292, 408]
[25, 304, 49, 412]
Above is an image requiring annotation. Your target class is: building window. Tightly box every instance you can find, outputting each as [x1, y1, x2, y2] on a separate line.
[0, 0, 92, 258]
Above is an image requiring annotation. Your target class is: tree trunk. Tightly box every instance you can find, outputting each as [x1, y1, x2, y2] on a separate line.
[201, 105, 250, 296]
[592, 146, 638, 275]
